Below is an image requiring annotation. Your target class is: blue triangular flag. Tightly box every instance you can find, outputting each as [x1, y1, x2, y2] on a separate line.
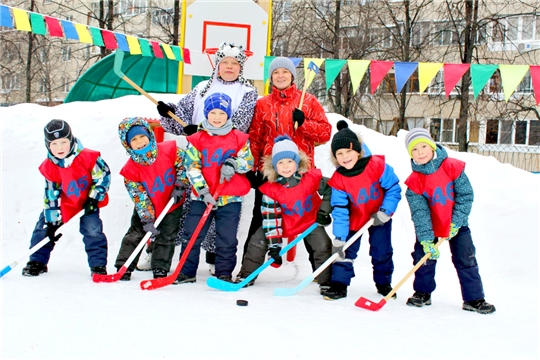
[394, 62, 418, 93]
[289, 57, 302, 68]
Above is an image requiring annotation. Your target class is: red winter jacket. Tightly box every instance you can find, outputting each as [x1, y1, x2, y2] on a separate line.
[248, 84, 331, 171]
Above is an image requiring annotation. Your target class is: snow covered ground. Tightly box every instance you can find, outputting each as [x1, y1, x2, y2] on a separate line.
[1, 95, 539, 360]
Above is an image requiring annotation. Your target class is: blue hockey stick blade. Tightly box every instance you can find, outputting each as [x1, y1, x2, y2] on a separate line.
[0, 265, 13, 278]
[274, 275, 315, 296]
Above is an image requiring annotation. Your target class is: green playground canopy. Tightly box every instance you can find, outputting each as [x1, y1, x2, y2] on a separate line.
[64, 52, 179, 103]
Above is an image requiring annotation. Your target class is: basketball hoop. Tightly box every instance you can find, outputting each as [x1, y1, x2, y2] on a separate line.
[203, 47, 254, 69]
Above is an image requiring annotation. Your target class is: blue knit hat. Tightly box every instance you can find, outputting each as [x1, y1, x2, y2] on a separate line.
[204, 92, 232, 119]
[272, 135, 300, 170]
[126, 125, 149, 145]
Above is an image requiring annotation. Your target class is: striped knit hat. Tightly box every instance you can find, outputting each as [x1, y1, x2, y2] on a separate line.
[272, 135, 300, 170]
[405, 128, 437, 158]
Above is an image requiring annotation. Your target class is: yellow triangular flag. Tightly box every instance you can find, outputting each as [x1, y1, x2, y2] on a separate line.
[499, 64, 530, 102]
[126, 35, 142, 55]
[161, 44, 176, 60]
[13, 8, 31, 31]
[347, 60, 371, 95]
[303, 58, 325, 89]
[74, 23, 92, 44]
[418, 62, 443, 94]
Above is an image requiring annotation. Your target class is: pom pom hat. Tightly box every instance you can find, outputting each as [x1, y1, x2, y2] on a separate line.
[331, 120, 362, 157]
[272, 135, 300, 170]
[269, 57, 297, 80]
[405, 128, 437, 158]
[204, 93, 233, 119]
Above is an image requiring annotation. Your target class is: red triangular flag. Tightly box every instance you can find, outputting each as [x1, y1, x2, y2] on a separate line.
[370, 61, 394, 94]
[529, 65, 540, 105]
[182, 48, 191, 64]
[443, 63, 470, 98]
[44, 16, 63, 37]
[101, 30, 118, 50]
[151, 41, 164, 58]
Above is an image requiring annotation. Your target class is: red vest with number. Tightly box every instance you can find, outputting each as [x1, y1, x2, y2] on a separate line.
[39, 148, 109, 223]
[260, 169, 322, 238]
[187, 130, 251, 197]
[405, 157, 465, 237]
[120, 141, 183, 216]
[328, 155, 386, 231]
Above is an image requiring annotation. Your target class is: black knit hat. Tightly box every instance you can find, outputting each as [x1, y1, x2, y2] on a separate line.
[44, 119, 74, 146]
[331, 120, 363, 156]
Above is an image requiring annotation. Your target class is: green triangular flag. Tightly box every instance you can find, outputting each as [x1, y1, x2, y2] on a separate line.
[264, 56, 276, 84]
[471, 64, 498, 100]
[325, 59, 346, 92]
[30, 13, 46, 35]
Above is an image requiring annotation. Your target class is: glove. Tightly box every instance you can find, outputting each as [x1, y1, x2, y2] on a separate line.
[332, 239, 346, 259]
[171, 185, 185, 204]
[83, 198, 99, 216]
[143, 221, 160, 237]
[448, 223, 459, 239]
[220, 158, 238, 183]
[371, 210, 390, 226]
[198, 187, 217, 209]
[157, 101, 174, 118]
[183, 124, 199, 136]
[246, 170, 264, 189]
[420, 240, 440, 260]
[316, 211, 331, 227]
[268, 245, 283, 268]
[45, 222, 63, 242]
[292, 109, 305, 129]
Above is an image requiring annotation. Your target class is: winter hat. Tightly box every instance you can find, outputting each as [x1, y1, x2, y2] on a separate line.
[331, 120, 362, 157]
[204, 92, 232, 120]
[272, 135, 300, 170]
[44, 119, 74, 148]
[126, 125, 149, 145]
[405, 128, 437, 158]
[269, 57, 297, 80]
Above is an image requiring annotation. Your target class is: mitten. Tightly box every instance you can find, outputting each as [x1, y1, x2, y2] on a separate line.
[332, 238, 346, 259]
[448, 223, 459, 239]
[420, 240, 440, 260]
[268, 245, 283, 268]
[316, 211, 331, 227]
[171, 185, 185, 204]
[292, 108, 305, 129]
[246, 171, 264, 189]
[157, 101, 174, 118]
[45, 222, 63, 242]
[371, 210, 390, 226]
[143, 221, 160, 237]
[183, 124, 199, 136]
[198, 187, 217, 209]
[220, 158, 238, 183]
[83, 197, 99, 215]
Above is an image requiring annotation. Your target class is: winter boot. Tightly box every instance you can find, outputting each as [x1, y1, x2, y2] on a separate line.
[217, 274, 233, 283]
[406, 292, 432, 307]
[136, 252, 152, 271]
[323, 282, 348, 300]
[153, 268, 168, 279]
[173, 273, 196, 285]
[462, 299, 496, 314]
[319, 282, 331, 296]
[234, 274, 255, 287]
[120, 270, 131, 281]
[90, 266, 107, 275]
[376, 284, 397, 299]
[21, 261, 48, 277]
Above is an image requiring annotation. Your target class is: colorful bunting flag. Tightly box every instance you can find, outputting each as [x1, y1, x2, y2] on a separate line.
[325, 59, 347, 92]
[60, 20, 79, 41]
[471, 64, 498, 99]
[183, 48, 191, 64]
[0, 5, 14, 28]
[395, 62, 418, 93]
[499, 64, 529, 102]
[529, 65, 540, 105]
[89, 27, 104, 46]
[45, 16, 63, 37]
[114, 33, 130, 52]
[102, 30, 118, 50]
[151, 41, 164, 58]
[30, 13, 46, 35]
[75, 23, 92, 44]
[370, 61, 394, 94]
[443, 63, 470, 98]
[289, 57, 302, 68]
[303, 58, 324, 89]
[126, 35, 142, 55]
[347, 60, 371, 95]
[139, 39, 153, 57]
[263, 56, 276, 84]
[418, 62, 443, 94]
[13, 8, 31, 31]
[162, 44, 176, 60]
[171, 46, 182, 62]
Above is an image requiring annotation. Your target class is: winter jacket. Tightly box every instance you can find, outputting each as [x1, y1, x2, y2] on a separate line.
[249, 84, 331, 171]
[405, 145, 473, 241]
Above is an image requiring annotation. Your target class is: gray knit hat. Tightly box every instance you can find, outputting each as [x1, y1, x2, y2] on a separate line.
[269, 57, 297, 80]
[272, 135, 300, 170]
[405, 128, 436, 158]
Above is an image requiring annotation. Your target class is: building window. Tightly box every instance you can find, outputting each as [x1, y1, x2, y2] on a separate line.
[412, 21, 431, 46]
[152, 8, 174, 25]
[407, 117, 424, 129]
[61, 77, 71, 93]
[61, 46, 72, 62]
[1, 74, 20, 92]
[125, 0, 147, 16]
[39, 78, 49, 94]
[430, 118, 456, 143]
[486, 119, 540, 145]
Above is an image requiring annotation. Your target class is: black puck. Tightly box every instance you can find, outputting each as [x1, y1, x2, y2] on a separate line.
[236, 299, 248, 307]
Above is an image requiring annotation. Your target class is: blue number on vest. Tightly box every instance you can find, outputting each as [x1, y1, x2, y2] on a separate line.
[281, 195, 313, 217]
[202, 148, 236, 167]
[424, 181, 454, 206]
[353, 181, 380, 205]
[65, 175, 89, 198]
[142, 168, 175, 198]
[163, 168, 175, 187]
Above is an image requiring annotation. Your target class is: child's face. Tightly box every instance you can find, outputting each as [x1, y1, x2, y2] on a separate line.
[411, 142, 434, 165]
[48, 138, 71, 159]
[276, 158, 297, 178]
[271, 68, 293, 90]
[218, 57, 241, 82]
[335, 148, 360, 169]
[130, 134, 150, 150]
[207, 109, 229, 128]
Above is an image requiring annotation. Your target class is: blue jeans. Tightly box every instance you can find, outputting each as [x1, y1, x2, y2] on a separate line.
[29, 211, 108, 267]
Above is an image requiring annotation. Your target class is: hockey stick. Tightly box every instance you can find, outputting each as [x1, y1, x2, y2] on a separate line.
[355, 237, 446, 311]
[113, 50, 187, 127]
[140, 183, 224, 291]
[294, 61, 319, 131]
[206, 223, 318, 292]
[274, 218, 374, 296]
[92, 198, 175, 283]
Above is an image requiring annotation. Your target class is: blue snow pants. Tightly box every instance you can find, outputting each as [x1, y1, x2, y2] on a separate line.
[411, 226, 485, 302]
[331, 219, 394, 286]
[180, 201, 241, 278]
[29, 211, 108, 267]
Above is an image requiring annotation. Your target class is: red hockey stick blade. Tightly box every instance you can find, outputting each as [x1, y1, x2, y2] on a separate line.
[92, 267, 127, 283]
[355, 297, 387, 311]
[140, 274, 175, 290]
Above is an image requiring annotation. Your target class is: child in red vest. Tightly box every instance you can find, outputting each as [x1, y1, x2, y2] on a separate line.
[22, 119, 110, 277]
[174, 93, 253, 284]
[404, 128, 495, 314]
[325, 120, 402, 300]
[237, 135, 333, 293]
[114, 117, 188, 280]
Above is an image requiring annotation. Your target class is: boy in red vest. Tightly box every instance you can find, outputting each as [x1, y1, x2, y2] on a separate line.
[404, 128, 495, 314]
[114, 117, 188, 280]
[22, 120, 110, 277]
[174, 93, 253, 284]
[325, 120, 402, 300]
[237, 135, 333, 293]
